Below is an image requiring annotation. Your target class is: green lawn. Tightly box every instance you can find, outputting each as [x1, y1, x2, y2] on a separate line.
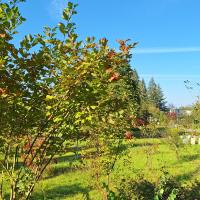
[32, 138, 200, 199]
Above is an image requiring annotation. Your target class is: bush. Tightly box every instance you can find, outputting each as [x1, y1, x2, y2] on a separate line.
[134, 127, 168, 138]
[116, 177, 155, 200]
[176, 181, 200, 200]
[116, 174, 200, 200]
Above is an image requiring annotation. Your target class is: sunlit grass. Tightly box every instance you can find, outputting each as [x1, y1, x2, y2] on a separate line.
[32, 138, 200, 199]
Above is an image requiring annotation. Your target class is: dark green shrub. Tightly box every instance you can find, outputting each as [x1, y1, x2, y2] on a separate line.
[116, 177, 155, 200]
[176, 181, 200, 200]
[116, 174, 200, 200]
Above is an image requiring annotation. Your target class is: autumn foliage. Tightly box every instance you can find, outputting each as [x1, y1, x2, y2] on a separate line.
[0, 1, 140, 199]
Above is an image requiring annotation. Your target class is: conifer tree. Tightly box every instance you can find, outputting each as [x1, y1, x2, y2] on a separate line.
[148, 77, 158, 104]
[139, 78, 147, 102]
[156, 84, 168, 111]
[147, 78, 167, 111]
[138, 78, 149, 123]
[130, 69, 141, 111]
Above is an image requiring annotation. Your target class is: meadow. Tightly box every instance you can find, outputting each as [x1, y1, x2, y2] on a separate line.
[32, 138, 200, 199]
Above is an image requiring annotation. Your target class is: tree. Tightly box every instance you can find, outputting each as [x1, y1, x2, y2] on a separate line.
[132, 69, 139, 83]
[156, 85, 168, 111]
[139, 78, 147, 102]
[138, 79, 149, 124]
[191, 102, 200, 128]
[129, 68, 141, 113]
[0, 1, 139, 199]
[147, 77, 158, 105]
[147, 78, 167, 111]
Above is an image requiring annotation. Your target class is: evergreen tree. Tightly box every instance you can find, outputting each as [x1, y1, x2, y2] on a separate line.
[129, 68, 141, 111]
[156, 84, 168, 111]
[139, 78, 147, 102]
[147, 78, 167, 111]
[132, 69, 140, 83]
[148, 77, 158, 104]
[138, 79, 149, 123]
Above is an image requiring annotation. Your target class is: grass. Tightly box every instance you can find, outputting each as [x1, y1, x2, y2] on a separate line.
[32, 138, 200, 199]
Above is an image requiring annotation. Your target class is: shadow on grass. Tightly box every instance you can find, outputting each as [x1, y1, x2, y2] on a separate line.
[32, 184, 90, 200]
[44, 164, 85, 179]
[128, 142, 155, 148]
[179, 154, 200, 163]
[57, 154, 82, 163]
[175, 165, 200, 182]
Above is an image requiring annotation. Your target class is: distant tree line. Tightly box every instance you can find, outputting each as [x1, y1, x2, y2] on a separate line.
[131, 69, 168, 125]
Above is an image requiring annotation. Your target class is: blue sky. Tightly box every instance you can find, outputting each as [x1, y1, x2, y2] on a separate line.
[14, 0, 200, 106]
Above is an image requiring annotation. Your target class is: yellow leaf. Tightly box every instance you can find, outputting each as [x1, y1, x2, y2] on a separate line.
[45, 95, 55, 101]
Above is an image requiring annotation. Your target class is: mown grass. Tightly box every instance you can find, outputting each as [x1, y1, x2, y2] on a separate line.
[32, 138, 200, 199]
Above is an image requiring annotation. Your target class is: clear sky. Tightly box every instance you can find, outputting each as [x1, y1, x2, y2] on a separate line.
[14, 0, 200, 107]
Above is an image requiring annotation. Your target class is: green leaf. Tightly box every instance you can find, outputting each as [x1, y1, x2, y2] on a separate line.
[26, 34, 32, 42]
[68, 2, 73, 9]
[75, 112, 84, 119]
[90, 105, 96, 110]
[46, 106, 52, 110]
[119, 110, 124, 114]
[58, 22, 66, 35]
[46, 111, 51, 116]
[53, 117, 63, 123]
[108, 118, 115, 125]
[62, 9, 69, 20]
[86, 115, 92, 121]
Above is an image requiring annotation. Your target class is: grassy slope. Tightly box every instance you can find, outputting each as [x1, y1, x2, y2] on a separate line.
[32, 138, 200, 199]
